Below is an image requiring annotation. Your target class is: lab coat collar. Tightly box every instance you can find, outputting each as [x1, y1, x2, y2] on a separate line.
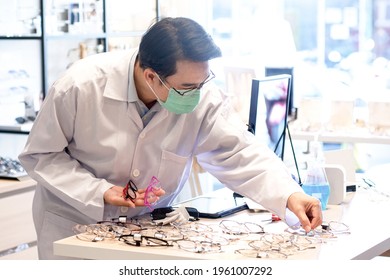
[127, 49, 140, 103]
[102, 49, 139, 102]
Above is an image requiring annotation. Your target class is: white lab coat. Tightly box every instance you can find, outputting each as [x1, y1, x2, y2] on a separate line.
[19, 49, 302, 259]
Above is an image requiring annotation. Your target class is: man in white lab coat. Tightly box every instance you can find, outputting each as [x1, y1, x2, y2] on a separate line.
[19, 17, 322, 259]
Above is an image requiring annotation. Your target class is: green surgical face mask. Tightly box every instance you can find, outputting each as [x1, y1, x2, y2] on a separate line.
[159, 88, 201, 114]
[146, 78, 201, 115]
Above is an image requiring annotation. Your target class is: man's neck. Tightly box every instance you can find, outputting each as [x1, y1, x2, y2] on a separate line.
[133, 61, 157, 109]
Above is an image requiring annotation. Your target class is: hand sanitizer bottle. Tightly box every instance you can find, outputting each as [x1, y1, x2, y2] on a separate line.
[301, 139, 330, 211]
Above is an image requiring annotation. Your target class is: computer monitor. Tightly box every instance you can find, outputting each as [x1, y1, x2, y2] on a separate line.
[247, 74, 291, 160]
[265, 67, 294, 116]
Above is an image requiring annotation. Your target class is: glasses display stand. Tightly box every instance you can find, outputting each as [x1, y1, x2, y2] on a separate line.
[0, 0, 160, 134]
[0, 156, 28, 180]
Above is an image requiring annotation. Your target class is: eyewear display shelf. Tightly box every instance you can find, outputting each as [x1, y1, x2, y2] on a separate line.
[53, 188, 390, 260]
[0, 27, 43, 134]
[0, 0, 160, 134]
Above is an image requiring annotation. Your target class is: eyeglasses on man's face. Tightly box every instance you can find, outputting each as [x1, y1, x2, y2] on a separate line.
[158, 70, 215, 96]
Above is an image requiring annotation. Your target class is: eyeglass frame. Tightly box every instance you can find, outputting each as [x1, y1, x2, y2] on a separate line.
[97, 219, 144, 233]
[234, 248, 288, 259]
[320, 221, 350, 234]
[122, 176, 162, 208]
[219, 220, 265, 235]
[72, 224, 118, 242]
[157, 70, 215, 96]
[175, 239, 223, 254]
[249, 235, 315, 254]
[123, 179, 138, 201]
[144, 176, 162, 210]
[119, 233, 172, 247]
[176, 222, 214, 235]
[285, 221, 350, 238]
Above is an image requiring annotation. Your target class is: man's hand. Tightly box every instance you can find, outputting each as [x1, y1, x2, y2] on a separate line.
[103, 186, 165, 208]
[286, 192, 323, 232]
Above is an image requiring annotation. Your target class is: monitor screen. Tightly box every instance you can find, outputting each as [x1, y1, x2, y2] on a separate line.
[265, 67, 294, 116]
[247, 74, 291, 160]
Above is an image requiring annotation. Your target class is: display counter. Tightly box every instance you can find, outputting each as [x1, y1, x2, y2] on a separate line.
[53, 187, 390, 260]
[0, 178, 37, 253]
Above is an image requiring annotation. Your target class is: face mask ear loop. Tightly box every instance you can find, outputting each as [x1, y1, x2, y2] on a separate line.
[145, 80, 163, 103]
[155, 73, 171, 91]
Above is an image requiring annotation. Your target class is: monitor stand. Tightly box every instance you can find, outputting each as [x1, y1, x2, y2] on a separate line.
[274, 123, 302, 186]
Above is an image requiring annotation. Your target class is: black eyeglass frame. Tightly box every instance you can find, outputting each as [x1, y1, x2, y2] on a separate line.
[123, 179, 138, 201]
[160, 70, 215, 96]
[119, 233, 172, 247]
[97, 220, 144, 232]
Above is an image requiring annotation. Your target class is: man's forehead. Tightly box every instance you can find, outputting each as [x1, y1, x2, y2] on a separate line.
[169, 61, 210, 82]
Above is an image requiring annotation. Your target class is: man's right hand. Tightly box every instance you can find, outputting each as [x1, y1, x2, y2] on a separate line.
[103, 185, 165, 208]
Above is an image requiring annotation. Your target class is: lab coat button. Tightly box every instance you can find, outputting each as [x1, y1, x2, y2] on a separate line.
[120, 206, 128, 213]
[132, 169, 140, 177]
[139, 132, 146, 138]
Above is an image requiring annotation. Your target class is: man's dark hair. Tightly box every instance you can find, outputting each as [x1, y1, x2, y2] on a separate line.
[138, 17, 222, 79]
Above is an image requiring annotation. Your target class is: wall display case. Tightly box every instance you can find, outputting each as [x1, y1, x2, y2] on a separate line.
[0, 0, 159, 134]
[0, 0, 43, 133]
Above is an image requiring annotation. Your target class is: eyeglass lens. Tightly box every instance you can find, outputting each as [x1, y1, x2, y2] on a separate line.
[123, 180, 138, 201]
[219, 220, 264, 234]
[144, 176, 161, 209]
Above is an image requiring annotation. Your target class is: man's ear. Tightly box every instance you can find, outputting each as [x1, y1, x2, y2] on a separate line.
[144, 68, 158, 85]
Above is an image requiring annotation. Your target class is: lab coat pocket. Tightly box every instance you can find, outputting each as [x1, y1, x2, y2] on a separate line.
[158, 150, 190, 189]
